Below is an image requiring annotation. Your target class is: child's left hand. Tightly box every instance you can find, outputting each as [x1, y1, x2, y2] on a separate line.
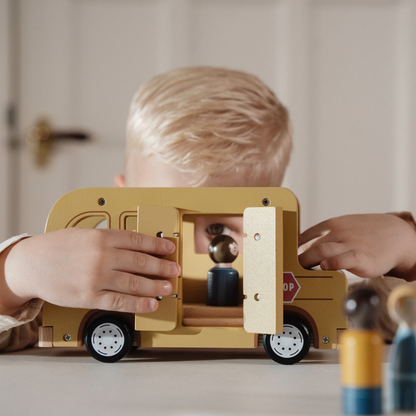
[298, 214, 416, 281]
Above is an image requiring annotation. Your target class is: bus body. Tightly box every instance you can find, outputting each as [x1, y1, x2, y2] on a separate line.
[39, 187, 348, 364]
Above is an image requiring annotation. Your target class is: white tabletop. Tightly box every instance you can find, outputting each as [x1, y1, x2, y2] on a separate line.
[0, 345, 406, 416]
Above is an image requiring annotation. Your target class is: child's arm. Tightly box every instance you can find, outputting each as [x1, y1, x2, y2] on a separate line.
[298, 213, 416, 281]
[0, 228, 181, 317]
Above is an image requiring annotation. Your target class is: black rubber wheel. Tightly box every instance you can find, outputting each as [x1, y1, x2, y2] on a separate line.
[85, 316, 133, 363]
[263, 316, 310, 365]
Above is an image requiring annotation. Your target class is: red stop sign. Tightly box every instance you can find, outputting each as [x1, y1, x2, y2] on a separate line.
[283, 272, 300, 303]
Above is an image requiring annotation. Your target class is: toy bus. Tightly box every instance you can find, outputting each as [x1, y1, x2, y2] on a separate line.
[38, 187, 348, 364]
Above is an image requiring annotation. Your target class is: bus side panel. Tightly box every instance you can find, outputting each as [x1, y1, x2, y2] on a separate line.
[292, 272, 348, 349]
[140, 327, 257, 348]
[42, 303, 90, 347]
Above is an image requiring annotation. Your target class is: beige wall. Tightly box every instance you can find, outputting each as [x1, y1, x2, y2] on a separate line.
[2, 0, 416, 236]
[282, 0, 416, 229]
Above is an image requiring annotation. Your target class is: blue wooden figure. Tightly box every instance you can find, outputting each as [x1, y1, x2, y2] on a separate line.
[206, 235, 239, 306]
[387, 285, 416, 412]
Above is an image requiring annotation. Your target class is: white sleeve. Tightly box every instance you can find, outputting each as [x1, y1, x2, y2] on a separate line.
[0, 234, 44, 333]
[0, 234, 31, 252]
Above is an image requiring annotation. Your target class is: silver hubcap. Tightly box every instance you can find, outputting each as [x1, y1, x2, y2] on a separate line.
[91, 322, 125, 357]
[269, 324, 304, 358]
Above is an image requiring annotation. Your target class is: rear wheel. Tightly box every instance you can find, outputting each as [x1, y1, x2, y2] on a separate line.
[85, 316, 133, 363]
[263, 316, 310, 365]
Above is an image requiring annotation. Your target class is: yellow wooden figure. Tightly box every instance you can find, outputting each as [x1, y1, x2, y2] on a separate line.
[341, 288, 383, 415]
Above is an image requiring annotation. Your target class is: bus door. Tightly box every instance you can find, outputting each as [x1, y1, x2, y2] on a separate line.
[243, 207, 283, 335]
[135, 206, 180, 331]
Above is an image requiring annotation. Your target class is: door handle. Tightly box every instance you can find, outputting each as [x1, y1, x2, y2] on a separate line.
[27, 118, 90, 166]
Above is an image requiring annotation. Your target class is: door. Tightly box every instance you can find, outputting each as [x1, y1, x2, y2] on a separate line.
[14, 0, 145, 236]
[243, 206, 283, 335]
[135, 206, 180, 332]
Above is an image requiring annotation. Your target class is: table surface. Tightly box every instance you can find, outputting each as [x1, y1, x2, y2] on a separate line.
[0, 344, 407, 416]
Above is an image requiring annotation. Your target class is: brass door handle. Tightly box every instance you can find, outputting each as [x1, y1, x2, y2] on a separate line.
[27, 118, 90, 166]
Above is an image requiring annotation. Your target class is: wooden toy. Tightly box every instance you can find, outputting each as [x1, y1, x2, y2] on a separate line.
[207, 235, 239, 306]
[38, 187, 348, 364]
[340, 288, 383, 415]
[387, 284, 416, 411]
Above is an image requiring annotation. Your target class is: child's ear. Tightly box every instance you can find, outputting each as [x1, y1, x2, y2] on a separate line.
[114, 174, 126, 187]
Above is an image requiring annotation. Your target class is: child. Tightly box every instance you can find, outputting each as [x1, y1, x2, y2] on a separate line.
[1, 67, 415, 351]
[0, 66, 292, 351]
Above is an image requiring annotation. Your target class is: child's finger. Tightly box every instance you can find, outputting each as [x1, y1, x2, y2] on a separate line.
[109, 229, 176, 255]
[298, 241, 344, 269]
[298, 221, 330, 246]
[112, 248, 180, 278]
[298, 234, 329, 255]
[321, 249, 370, 276]
[104, 272, 173, 298]
[93, 291, 160, 314]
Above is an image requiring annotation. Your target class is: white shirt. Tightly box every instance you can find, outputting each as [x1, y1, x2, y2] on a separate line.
[0, 235, 43, 350]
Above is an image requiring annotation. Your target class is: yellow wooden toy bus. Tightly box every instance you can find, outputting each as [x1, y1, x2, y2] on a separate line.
[39, 187, 348, 364]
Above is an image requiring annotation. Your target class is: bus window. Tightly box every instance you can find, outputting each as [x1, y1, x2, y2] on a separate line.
[124, 215, 136, 231]
[193, 215, 243, 254]
[73, 215, 108, 229]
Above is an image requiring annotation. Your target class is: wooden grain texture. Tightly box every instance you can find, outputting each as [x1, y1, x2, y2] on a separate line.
[182, 303, 243, 327]
[38, 326, 53, 347]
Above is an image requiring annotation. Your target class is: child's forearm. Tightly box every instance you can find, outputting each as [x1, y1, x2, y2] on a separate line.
[387, 239, 416, 282]
[388, 212, 416, 281]
[389, 262, 416, 282]
[0, 239, 33, 316]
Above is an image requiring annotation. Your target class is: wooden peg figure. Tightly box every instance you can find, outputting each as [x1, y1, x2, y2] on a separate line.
[206, 235, 239, 306]
[340, 288, 383, 415]
[387, 285, 416, 412]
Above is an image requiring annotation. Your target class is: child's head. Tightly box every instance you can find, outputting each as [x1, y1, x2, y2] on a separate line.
[116, 66, 292, 188]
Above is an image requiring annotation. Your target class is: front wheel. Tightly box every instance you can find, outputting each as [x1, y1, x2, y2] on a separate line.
[263, 316, 310, 365]
[85, 316, 133, 363]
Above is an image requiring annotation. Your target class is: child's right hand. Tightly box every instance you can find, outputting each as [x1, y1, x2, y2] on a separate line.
[0, 228, 180, 316]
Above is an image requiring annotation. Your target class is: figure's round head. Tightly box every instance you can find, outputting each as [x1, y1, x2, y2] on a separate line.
[344, 287, 381, 330]
[387, 284, 416, 328]
[208, 235, 239, 264]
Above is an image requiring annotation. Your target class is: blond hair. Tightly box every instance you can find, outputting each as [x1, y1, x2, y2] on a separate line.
[126, 66, 292, 186]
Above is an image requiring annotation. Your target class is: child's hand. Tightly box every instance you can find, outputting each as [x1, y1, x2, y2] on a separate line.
[0, 228, 181, 315]
[298, 214, 416, 281]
